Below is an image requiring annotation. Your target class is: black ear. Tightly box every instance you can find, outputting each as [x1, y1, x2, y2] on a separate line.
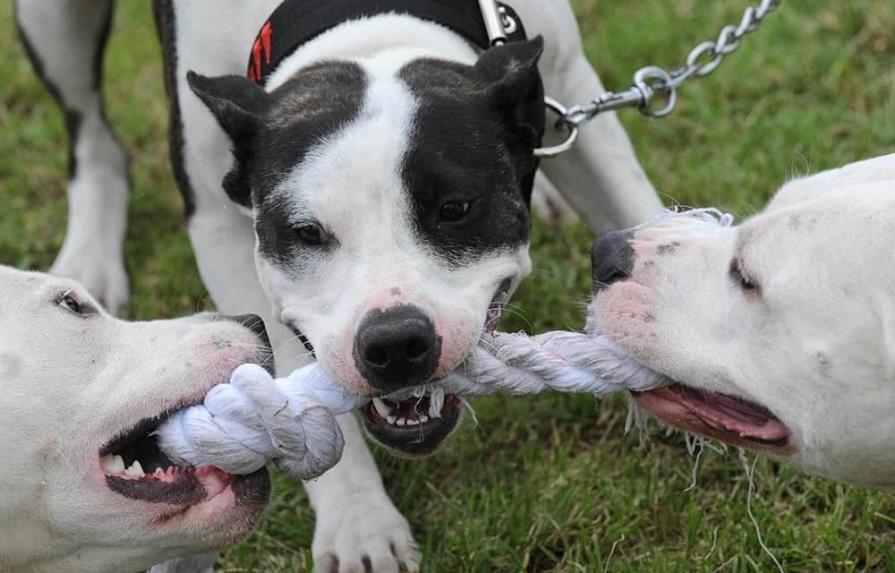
[187, 72, 270, 208]
[187, 71, 269, 145]
[473, 37, 546, 148]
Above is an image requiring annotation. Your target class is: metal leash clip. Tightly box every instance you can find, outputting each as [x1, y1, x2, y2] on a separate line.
[478, 0, 574, 158]
[534, 0, 782, 158]
[534, 98, 579, 159]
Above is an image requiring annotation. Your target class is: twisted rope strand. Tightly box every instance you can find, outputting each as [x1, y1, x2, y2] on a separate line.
[442, 330, 665, 396]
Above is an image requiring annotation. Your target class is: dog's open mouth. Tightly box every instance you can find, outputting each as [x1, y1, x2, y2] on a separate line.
[363, 387, 464, 457]
[360, 279, 512, 456]
[632, 384, 791, 451]
[98, 397, 269, 509]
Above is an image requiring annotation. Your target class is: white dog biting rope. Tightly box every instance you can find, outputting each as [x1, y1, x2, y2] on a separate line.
[156, 326, 667, 479]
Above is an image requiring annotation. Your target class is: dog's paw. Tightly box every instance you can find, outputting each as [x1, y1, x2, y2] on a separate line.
[50, 245, 129, 316]
[312, 494, 420, 573]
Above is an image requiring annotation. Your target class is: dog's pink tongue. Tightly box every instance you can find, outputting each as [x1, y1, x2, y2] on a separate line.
[680, 388, 788, 441]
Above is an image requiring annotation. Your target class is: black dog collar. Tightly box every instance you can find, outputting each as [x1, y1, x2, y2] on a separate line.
[247, 0, 528, 84]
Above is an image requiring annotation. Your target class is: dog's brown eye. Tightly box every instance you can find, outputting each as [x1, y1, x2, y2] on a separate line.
[730, 259, 760, 294]
[439, 201, 471, 222]
[294, 224, 327, 246]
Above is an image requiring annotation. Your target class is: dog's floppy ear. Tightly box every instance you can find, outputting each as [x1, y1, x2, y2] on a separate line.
[187, 72, 271, 209]
[474, 37, 546, 148]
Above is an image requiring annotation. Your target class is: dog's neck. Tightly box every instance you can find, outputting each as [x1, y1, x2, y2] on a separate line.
[265, 14, 478, 91]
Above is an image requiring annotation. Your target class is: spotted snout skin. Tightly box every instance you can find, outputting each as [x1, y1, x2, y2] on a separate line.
[591, 216, 730, 363]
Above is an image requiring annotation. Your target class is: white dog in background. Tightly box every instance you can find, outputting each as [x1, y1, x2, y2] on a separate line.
[591, 153, 895, 490]
[0, 265, 275, 572]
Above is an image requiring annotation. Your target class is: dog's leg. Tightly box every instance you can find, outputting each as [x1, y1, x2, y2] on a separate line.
[148, 203, 419, 572]
[15, 0, 130, 315]
[149, 3, 419, 567]
[305, 416, 419, 573]
[517, 0, 665, 233]
[531, 171, 579, 227]
[190, 212, 418, 573]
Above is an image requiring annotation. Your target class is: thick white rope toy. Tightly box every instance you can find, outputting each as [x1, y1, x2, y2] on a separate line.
[156, 210, 729, 479]
[155, 329, 663, 479]
[443, 328, 665, 396]
[156, 363, 361, 480]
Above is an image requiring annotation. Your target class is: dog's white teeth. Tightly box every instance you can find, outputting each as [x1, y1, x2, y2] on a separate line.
[373, 398, 392, 419]
[396, 418, 407, 426]
[406, 418, 421, 426]
[125, 460, 145, 478]
[386, 415, 397, 425]
[103, 454, 126, 474]
[419, 415, 429, 424]
[429, 388, 445, 419]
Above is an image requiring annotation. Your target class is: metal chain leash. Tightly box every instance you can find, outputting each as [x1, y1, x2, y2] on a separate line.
[534, 0, 782, 158]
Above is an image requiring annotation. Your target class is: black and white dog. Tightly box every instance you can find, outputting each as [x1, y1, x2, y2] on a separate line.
[15, 1, 662, 570]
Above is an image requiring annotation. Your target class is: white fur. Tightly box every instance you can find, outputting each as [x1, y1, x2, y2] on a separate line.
[594, 154, 895, 490]
[0, 266, 271, 572]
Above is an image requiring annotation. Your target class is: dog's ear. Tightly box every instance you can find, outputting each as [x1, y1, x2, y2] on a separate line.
[473, 37, 545, 148]
[187, 72, 271, 209]
[187, 71, 269, 144]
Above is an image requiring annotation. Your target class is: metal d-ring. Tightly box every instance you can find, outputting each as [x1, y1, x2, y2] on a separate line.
[534, 97, 580, 159]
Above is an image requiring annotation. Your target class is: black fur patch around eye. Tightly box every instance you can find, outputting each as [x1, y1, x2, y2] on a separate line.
[398, 58, 537, 266]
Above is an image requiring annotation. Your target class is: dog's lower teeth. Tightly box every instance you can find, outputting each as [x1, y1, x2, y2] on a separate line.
[386, 415, 397, 425]
[419, 415, 429, 424]
[373, 398, 392, 419]
[397, 418, 407, 426]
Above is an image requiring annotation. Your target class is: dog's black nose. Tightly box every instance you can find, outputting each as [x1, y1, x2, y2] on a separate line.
[591, 230, 635, 292]
[354, 305, 441, 391]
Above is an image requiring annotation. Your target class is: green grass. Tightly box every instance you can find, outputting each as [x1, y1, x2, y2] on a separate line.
[1, 1, 893, 571]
